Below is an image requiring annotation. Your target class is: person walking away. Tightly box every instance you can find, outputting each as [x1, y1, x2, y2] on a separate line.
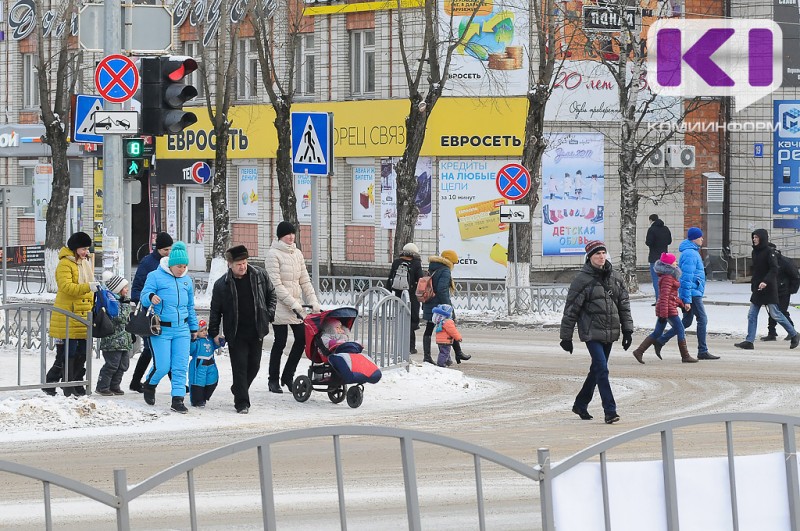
[95, 273, 134, 395]
[761, 243, 800, 341]
[631, 253, 697, 364]
[653, 227, 719, 360]
[265, 222, 321, 394]
[560, 240, 633, 424]
[432, 304, 463, 367]
[734, 229, 800, 350]
[209, 245, 277, 413]
[387, 242, 424, 353]
[422, 250, 471, 365]
[189, 320, 221, 408]
[45, 231, 99, 397]
[645, 214, 672, 304]
[140, 241, 199, 414]
[128, 232, 173, 392]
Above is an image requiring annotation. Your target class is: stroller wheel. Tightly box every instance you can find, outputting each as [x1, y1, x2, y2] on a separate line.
[327, 386, 346, 404]
[346, 385, 364, 409]
[293, 376, 313, 403]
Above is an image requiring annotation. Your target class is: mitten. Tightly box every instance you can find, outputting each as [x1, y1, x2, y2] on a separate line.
[560, 339, 573, 354]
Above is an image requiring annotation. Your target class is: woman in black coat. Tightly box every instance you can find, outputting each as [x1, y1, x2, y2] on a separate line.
[387, 243, 424, 353]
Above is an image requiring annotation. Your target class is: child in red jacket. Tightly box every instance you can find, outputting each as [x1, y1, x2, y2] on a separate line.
[432, 304, 462, 367]
[632, 253, 697, 363]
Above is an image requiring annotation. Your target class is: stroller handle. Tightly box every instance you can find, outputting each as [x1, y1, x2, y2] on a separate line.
[294, 304, 316, 319]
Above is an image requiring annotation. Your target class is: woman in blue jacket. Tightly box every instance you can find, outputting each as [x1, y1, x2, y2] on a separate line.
[141, 241, 198, 413]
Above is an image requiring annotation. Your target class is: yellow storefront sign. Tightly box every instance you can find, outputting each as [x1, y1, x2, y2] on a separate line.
[156, 98, 529, 160]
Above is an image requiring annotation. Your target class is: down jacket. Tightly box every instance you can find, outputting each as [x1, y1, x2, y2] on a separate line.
[655, 260, 683, 318]
[141, 257, 199, 331]
[265, 239, 320, 325]
[749, 229, 779, 306]
[421, 256, 456, 322]
[677, 238, 706, 304]
[208, 264, 277, 341]
[560, 260, 633, 344]
[50, 247, 94, 339]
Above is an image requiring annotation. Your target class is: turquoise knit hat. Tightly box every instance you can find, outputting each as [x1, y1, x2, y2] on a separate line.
[168, 241, 189, 267]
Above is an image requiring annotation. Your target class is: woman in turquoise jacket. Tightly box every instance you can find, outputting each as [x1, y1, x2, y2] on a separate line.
[141, 241, 198, 413]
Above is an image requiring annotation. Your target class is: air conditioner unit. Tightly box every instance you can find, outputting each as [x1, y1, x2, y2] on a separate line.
[666, 144, 696, 169]
[643, 146, 666, 168]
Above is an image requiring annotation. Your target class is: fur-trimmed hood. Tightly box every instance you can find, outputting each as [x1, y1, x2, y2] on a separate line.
[654, 259, 681, 279]
[428, 255, 454, 270]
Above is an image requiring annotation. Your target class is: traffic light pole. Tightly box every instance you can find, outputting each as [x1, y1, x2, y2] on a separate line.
[103, 0, 126, 278]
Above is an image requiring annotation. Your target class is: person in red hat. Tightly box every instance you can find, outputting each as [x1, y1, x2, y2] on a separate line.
[559, 240, 633, 425]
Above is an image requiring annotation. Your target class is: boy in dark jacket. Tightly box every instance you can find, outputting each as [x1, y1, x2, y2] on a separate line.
[387, 242, 424, 353]
[96, 273, 133, 396]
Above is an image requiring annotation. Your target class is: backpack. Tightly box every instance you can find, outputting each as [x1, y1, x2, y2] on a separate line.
[780, 254, 800, 294]
[391, 262, 410, 291]
[415, 270, 440, 303]
[92, 289, 117, 338]
[95, 286, 120, 318]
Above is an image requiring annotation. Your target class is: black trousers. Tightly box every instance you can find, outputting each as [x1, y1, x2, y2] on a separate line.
[229, 335, 264, 410]
[129, 337, 152, 385]
[767, 292, 794, 335]
[269, 323, 305, 382]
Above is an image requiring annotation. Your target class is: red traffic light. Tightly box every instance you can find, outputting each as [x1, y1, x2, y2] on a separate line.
[165, 57, 198, 81]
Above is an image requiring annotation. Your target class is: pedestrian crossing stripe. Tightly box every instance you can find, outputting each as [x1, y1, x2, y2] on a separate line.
[77, 99, 103, 136]
[293, 117, 326, 166]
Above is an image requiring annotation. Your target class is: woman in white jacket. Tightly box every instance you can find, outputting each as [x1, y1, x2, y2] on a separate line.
[264, 221, 321, 394]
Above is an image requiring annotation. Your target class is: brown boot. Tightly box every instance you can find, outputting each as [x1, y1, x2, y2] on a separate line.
[678, 339, 698, 363]
[632, 336, 655, 364]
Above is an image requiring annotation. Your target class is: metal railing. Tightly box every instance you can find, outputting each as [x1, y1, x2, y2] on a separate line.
[352, 287, 410, 367]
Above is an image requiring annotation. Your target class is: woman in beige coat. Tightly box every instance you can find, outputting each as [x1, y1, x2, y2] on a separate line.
[265, 221, 321, 394]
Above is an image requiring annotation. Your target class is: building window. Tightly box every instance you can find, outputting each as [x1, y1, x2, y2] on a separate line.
[350, 30, 375, 96]
[23, 54, 40, 108]
[294, 34, 315, 97]
[184, 42, 206, 101]
[22, 166, 34, 215]
[236, 39, 258, 100]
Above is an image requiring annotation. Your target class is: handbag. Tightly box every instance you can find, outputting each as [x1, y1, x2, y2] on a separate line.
[125, 302, 162, 337]
[92, 307, 115, 338]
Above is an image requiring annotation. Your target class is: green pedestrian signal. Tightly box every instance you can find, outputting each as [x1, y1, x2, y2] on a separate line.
[126, 158, 143, 177]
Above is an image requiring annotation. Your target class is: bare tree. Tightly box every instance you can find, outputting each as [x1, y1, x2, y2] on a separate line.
[33, 0, 82, 291]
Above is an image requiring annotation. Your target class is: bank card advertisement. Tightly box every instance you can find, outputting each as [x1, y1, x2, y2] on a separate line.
[541, 133, 605, 256]
[773, 101, 800, 215]
[380, 158, 433, 230]
[439, 160, 512, 279]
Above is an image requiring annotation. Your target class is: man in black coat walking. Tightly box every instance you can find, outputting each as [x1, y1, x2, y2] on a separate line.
[734, 229, 800, 350]
[762, 243, 800, 341]
[209, 245, 277, 414]
[645, 214, 671, 302]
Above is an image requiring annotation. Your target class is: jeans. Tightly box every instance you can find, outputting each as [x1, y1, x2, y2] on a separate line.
[747, 303, 797, 342]
[767, 292, 794, 336]
[649, 316, 685, 341]
[649, 262, 659, 300]
[574, 341, 616, 415]
[658, 295, 708, 354]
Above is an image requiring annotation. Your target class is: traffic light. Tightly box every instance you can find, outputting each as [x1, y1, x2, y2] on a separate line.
[140, 56, 198, 136]
[123, 138, 144, 178]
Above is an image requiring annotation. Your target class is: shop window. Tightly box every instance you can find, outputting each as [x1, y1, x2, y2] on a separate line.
[350, 30, 375, 97]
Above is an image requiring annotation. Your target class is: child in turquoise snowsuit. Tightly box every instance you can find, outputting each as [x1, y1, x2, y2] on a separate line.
[189, 320, 220, 407]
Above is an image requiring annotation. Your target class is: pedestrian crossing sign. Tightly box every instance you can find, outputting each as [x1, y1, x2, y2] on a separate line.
[291, 112, 332, 175]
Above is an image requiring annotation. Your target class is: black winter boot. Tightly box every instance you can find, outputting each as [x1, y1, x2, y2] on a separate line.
[143, 384, 157, 405]
[170, 396, 188, 414]
[44, 360, 63, 396]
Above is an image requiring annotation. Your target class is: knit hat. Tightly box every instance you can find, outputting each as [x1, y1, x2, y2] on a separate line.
[277, 221, 296, 239]
[687, 227, 703, 240]
[67, 231, 92, 251]
[585, 240, 606, 259]
[198, 319, 207, 329]
[403, 243, 420, 254]
[432, 304, 453, 319]
[441, 250, 459, 265]
[225, 244, 249, 262]
[155, 232, 173, 250]
[660, 252, 677, 266]
[168, 241, 189, 267]
[101, 270, 129, 295]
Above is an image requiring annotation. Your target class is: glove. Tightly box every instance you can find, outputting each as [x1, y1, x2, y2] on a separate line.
[88, 281, 100, 292]
[291, 302, 305, 319]
[622, 332, 633, 351]
[560, 339, 573, 354]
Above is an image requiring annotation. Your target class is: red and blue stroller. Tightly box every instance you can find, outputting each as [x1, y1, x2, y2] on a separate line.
[292, 306, 381, 408]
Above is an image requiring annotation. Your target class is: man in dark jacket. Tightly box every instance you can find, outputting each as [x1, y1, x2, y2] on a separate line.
[209, 244, 277, 414]
[421, 250, 470, 365]
[645, 214, 672, 302]
[762, 243, 800, 341]
[387, 242, 424, 354]
[560, 240, 633, 425]
[735, 229, 800, 350]
[128, 231, 173, 392]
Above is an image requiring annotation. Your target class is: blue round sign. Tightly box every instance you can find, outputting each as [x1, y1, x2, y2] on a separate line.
[94, 54, 139, 103]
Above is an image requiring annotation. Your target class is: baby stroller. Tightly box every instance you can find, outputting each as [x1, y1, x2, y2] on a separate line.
[292, 306, 381, 409]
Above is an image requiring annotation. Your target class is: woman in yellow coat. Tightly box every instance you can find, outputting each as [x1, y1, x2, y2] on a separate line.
[45, 232, 99, 396]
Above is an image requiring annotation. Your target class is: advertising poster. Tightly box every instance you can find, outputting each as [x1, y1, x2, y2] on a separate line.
[773, 101, 800, 215]
[438, 160, 511, 279]
[775, 0, 800, 87]
[380, 158, 433, 230]
[33, 164, 52, 245]
[238, 166, 259, 219]
[352, 166, 376, 222]
[295, 173, 312, 222]
[439, 0, 529, 97]
[166, 187, 177, 238]
[541, 133, 605, 256]
[92, 168, 104, 249]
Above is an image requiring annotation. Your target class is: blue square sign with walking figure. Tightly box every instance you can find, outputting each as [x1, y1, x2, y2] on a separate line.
[291, 112, 332, 175]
